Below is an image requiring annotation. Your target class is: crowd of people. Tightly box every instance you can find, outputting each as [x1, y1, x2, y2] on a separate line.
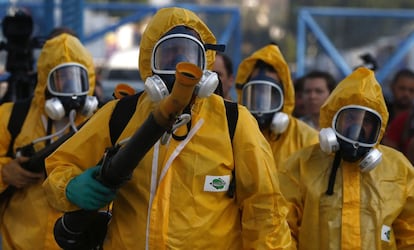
[0, 6, 413, 250]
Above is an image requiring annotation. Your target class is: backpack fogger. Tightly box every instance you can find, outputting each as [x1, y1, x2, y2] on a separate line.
[53, 62, 203, 250]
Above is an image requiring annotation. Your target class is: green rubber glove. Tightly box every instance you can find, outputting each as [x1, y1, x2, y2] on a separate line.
[66, 165, 116, 210]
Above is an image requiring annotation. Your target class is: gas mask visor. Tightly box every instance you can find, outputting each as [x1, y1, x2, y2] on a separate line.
[241, 80, 284, 115]
[151, 34, 206, 75]
[333, 105, 382, 147]
[47, 63, 89, 97]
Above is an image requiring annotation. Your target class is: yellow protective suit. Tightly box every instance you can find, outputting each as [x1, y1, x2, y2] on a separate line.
[279, 67, 414, 249]
[235, 44, 319, 169]
[43, 7, 294, 250]
[0, 34, 96, 250]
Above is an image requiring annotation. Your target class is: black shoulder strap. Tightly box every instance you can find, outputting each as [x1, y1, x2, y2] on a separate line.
[224, 100, 238, 198]
[224, 100, 238, 141]
[110, 94, 238, 145]
[109, 92, 143, 145]
[6, 98, 32, 157]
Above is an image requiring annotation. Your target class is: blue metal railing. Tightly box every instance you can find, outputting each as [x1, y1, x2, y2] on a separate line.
[0, 1, 241, 73]
[296, 7, 414, 85]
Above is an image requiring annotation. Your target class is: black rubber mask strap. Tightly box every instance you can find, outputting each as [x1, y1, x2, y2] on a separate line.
[326, 151, 341, 195]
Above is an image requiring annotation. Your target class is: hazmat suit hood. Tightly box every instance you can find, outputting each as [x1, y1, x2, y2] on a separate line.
[235, 44, 295, 115]
[34, 33, 96, 112]
[139, 7, 217, 80]
[319, 67, 388, 144]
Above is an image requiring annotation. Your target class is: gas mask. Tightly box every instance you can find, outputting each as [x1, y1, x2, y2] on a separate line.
[241, 70, 288, 134]
[45, 63, 98, 120]
[319, 105, 383, 172]
[145, 31, 219, 102]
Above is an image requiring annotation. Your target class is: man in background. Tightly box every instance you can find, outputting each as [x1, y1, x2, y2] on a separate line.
[386, 68, 414, 125]
[300, 70, 336, 130]
[213, 52, 235, 100]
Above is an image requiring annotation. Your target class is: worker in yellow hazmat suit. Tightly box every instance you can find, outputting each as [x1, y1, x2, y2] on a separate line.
[279, 67, 414, 249]
[236, 44, 319, 169]
[0, 33, 97, 249]
[43, 7, 294, 250]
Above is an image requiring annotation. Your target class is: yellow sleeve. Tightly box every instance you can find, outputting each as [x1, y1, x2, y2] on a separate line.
[278, 150, 305, 248]
[391, 151, 414, 249]
[0, 103, 14, 192]
[43, 101, 116, 212]
[233, 106, 294, 249]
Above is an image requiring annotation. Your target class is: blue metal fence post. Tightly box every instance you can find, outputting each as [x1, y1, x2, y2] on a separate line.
[296, 9, 306, 78]
[61, 0, 84, 41]
[376, 31, 414, 83]
[44, 0, 55, 36]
